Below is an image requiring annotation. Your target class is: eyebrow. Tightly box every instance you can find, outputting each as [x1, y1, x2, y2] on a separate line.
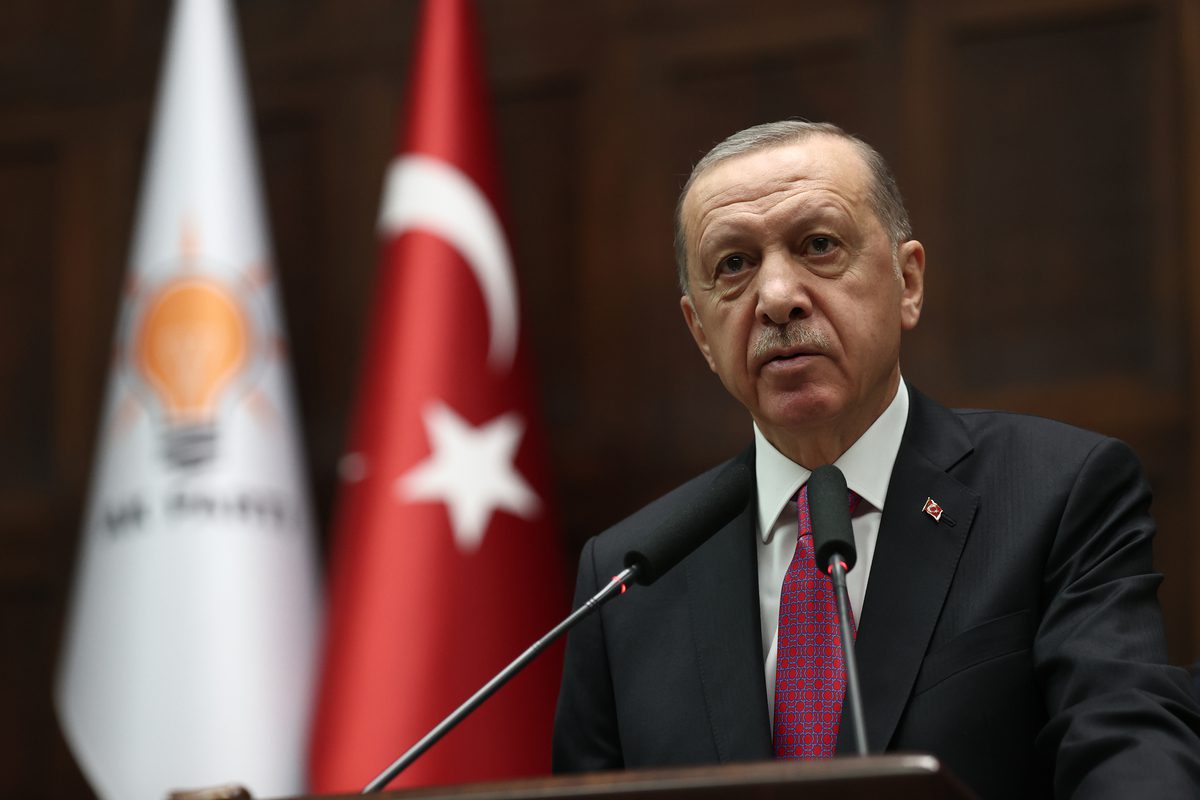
[698, 202, 856, 251]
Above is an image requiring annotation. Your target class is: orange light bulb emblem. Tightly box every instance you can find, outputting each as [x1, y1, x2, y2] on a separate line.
[135, 278, 249, 467]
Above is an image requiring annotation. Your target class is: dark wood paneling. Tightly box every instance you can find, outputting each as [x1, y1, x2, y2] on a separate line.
[947, 12, 1174, 390]
[258, 107, 343, 533]
[0, 143, 58, 486]
[495, 80, 590, 535]
[1183, 0, 1200, 655]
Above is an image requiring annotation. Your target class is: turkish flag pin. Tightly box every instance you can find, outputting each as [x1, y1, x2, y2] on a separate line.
[923, 497, 944, 522]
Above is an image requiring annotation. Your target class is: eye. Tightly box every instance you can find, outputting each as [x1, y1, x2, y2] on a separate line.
[717, 253, 750, 275]
[805, 235, 840, 256]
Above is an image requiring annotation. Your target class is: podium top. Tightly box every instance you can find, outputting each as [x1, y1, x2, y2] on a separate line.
[270, 754, 973, 800]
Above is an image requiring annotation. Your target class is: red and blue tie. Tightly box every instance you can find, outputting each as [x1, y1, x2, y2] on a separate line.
[772, 483, 861, 758]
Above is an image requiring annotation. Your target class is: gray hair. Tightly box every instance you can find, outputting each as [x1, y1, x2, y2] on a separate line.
[673, 120, 912, 293]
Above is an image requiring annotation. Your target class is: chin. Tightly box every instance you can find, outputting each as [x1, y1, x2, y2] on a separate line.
[755, 387, 846, 433]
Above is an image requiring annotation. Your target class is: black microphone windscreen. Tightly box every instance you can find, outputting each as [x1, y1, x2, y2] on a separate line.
[624, 461, 752, 585]
[808, 464, 857, 573]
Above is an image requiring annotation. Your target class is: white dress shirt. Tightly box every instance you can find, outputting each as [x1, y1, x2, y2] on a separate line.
[756, 380, 910, 725]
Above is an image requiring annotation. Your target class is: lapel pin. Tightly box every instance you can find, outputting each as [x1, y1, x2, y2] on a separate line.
[923, 497, 945, 522]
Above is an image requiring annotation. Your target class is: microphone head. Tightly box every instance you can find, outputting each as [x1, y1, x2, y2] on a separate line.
[808, 464, 857, 573]
[624, 461, 752, 585]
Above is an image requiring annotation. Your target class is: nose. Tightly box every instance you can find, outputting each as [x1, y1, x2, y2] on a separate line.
[755, 250, 811, 326]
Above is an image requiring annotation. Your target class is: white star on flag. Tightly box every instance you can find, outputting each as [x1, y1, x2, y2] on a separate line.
[396, 401, 540, 553]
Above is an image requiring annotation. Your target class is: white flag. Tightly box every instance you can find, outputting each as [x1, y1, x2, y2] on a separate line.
[55, 1, 321, 798]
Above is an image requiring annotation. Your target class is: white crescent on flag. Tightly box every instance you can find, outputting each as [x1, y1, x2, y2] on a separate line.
[378, 154, 519, 372]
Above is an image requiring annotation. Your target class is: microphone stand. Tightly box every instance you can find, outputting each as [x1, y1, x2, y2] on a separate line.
[361, 564, 640, 793]
[827, 556, 868, 756]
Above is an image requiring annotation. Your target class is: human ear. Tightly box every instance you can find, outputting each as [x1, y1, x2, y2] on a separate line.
[898, 240, 925, 331]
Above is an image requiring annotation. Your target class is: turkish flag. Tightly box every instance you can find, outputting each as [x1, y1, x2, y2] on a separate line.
[308, 0, 566, 791]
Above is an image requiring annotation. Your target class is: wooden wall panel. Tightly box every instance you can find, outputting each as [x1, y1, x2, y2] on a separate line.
[495, 82, 589, 535]
[0, 143, 58, 487]
[947, 13, 1172, 389]
[0, 579, 70, 799]
[1183, 0, 1200, 674]
[0, 122, 93, 799]
[258, 108, 348, 528]
[0, 119, 111, 797]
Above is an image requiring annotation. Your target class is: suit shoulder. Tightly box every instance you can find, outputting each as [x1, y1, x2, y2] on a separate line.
[950, 406, 1139, 467]
[953, 407, 1104, 445]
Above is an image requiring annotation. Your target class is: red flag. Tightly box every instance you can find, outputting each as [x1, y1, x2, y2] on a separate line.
[309, 0, 566, 790]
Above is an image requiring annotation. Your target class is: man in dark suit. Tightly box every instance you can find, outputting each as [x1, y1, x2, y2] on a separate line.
[552, 121, 1200, 797]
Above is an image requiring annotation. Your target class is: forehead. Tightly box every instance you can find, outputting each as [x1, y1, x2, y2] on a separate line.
[682, 136, 873, 237]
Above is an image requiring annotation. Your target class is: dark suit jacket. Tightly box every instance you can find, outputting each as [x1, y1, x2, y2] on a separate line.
[553, 388, 1200, 798]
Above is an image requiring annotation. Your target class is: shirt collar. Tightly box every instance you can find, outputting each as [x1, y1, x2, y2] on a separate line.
[754, 379, 910, 543]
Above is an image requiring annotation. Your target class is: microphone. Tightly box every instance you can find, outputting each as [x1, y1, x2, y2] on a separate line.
[624, 461, 753, 585]
[808, 464, 857, 573]
[806, 464, 869, 756]
[361, 459, 753, 792]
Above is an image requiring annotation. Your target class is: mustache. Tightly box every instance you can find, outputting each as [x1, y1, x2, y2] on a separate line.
[752, 322, 832, 361]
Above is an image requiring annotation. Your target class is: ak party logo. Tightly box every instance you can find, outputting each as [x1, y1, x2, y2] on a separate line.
[116, 229, 282, 470]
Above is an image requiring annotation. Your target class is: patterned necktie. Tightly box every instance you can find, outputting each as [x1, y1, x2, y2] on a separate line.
[772, 483, 862, 758]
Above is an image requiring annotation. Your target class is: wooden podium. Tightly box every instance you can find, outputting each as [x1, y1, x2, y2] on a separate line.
[250, 755, 974, 800]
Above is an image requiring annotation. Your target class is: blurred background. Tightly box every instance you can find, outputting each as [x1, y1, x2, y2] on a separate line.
[3, 0, 1199, 796]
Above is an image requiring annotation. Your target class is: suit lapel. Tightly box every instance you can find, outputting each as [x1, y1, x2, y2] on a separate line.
[837, 388, 980, 754]
[684, 450, 773, 762]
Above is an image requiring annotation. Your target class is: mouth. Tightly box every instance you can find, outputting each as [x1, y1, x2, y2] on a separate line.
[758, 348, 821, 371]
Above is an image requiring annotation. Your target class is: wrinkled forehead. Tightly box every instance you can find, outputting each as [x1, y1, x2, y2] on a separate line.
[681, 136, 873, 240]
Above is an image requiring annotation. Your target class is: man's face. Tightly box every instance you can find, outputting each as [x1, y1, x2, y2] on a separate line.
[679, 136, 924, 459]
